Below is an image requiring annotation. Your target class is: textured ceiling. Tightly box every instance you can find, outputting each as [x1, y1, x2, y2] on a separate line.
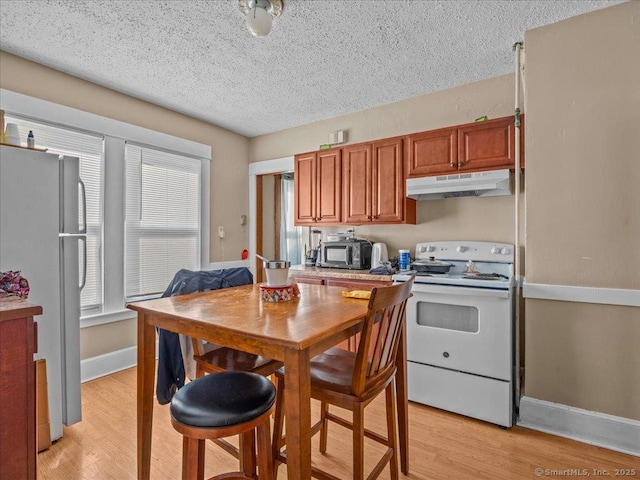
[0, 0, 623, 137]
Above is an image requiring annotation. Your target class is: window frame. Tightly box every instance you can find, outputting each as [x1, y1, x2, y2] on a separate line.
[124, 142, 203, 301]
[1, 89, 211, 328]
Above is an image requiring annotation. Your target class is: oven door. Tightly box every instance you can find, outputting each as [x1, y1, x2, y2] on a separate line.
[405, 282, 512, 381]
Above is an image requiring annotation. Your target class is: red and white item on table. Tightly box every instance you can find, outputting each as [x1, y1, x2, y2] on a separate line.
[259, 282, 300, 302]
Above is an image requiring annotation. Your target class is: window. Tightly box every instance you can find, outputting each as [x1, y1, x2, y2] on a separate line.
[5, 115, 104, 313]
[125, 144, 202, 299]
[279, 173, 304, 263]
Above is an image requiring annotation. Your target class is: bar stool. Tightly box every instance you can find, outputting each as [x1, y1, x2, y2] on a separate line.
[170, 371, 276, 480]
[192, 339, 282, 474]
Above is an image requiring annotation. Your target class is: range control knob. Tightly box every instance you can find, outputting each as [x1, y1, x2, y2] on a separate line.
[491, 246, 501, 254]
[426, 245, 436, 252]
[501, 247, 510, 255]
[456, 246, 467, 253]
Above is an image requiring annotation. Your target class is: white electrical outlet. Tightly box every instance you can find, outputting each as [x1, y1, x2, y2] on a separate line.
[218, 226, 225, 238]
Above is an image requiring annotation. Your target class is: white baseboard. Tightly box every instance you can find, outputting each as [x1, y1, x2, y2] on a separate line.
[518, 396, 640, 456]
[81, 345, 138, 383]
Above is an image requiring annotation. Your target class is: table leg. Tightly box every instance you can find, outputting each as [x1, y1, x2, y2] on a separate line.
[137, 314, 156, 480]
[283, 348, 311, 480]
[396, 326, 409, 475]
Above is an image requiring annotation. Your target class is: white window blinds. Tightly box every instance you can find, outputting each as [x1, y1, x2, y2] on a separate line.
[125, 144, 201, 299]
[5, 115, 104, 311]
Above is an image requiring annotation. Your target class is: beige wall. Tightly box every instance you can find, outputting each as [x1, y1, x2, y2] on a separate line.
[524, 2, 640, 419]
[525, 2, 640, 290]
[0, 51, 251, 359]
[250, 74, 521, 257]
[526, 300, 639, 419]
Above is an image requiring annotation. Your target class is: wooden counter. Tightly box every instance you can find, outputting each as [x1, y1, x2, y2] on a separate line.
[0, 297, 42, 480]
[289, 265, 394, 285]
[0, 297, 43, 320]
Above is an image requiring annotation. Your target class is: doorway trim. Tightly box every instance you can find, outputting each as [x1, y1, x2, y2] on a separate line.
[248, 156, 294, 278]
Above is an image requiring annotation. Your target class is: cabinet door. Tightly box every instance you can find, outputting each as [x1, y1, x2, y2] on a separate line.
[0, 316, 37, 480]
[342, 143, 372, 224]
[372, 138, 404, 223]
[458, 117, 515, 172]
[316, 149, 342, 224]
[294, 152, 317, 225]
[406, 127, 458, 177]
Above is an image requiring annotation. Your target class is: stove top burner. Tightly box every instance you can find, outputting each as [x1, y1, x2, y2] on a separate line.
[394, 242, 514, 291]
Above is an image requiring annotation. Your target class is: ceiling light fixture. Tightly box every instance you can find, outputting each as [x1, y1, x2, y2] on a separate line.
[238, 0, 283, 37]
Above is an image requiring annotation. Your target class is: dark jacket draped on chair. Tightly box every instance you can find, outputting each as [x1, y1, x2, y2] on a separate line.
[156, 267, 254, 404]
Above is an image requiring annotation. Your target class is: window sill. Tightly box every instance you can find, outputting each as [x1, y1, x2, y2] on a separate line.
[80, 309, 137, 329]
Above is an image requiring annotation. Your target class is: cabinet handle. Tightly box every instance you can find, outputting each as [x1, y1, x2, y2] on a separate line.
[368, 215, 373, 220]
[374, 214, 380, 219]
[450, 161, 455, 167]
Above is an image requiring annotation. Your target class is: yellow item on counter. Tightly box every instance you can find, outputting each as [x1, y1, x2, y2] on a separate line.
[341, 290, 371, 300]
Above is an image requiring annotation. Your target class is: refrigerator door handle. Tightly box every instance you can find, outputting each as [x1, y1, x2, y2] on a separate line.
[79, 235, 87, 290]
[59, 233, 88, 290]
[78, 178, 87, 234]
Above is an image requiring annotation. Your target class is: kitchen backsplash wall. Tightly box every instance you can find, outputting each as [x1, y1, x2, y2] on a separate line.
[311, 191, 522, 261]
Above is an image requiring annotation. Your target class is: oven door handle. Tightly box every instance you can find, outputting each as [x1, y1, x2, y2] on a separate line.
[409, 283, 510, 299]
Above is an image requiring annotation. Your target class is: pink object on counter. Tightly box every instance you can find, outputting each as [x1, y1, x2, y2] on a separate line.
[0, 270, 30, 298]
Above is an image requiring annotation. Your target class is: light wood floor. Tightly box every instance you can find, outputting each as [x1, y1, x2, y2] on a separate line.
[38, 367, 638, 480]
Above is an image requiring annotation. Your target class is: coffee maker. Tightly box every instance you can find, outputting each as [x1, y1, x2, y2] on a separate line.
[305, 229, 322, 266]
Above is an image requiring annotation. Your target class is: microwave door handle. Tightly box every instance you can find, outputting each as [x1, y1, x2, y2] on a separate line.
[347, 246, 353, 265]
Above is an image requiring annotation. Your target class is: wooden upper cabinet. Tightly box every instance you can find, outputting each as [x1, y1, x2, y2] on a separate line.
[372, 138, 405, 223]
[343, 137, 415, 225]
[316, 149, 342, 224]
[406, 127, 458, 177]
[295, 117, 521, 226]
[342, 143, 372, 224]
[406, 116, 523, 178]
[294, 149, 341, 225]
[458, 117, 515, 172]
[294, 152, 317, 225]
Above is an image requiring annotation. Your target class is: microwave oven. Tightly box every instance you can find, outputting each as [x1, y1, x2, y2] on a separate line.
[320, 239, 372, 270]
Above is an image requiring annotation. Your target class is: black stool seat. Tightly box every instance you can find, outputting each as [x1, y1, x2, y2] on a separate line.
[171, 371, 276, 428]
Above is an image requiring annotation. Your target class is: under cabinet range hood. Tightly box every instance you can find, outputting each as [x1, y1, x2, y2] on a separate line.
[406, 169, 512, 201]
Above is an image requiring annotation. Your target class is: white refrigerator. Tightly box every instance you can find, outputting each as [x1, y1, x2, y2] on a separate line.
[0, 145, 83, 441]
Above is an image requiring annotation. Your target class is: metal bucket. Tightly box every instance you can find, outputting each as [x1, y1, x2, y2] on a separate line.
[263, 260, 291, 286]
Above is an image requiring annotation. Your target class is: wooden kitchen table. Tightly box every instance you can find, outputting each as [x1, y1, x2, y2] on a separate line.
[128, 283, 410, 480]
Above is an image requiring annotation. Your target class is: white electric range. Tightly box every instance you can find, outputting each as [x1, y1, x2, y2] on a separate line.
[393, 241, 516, 427]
